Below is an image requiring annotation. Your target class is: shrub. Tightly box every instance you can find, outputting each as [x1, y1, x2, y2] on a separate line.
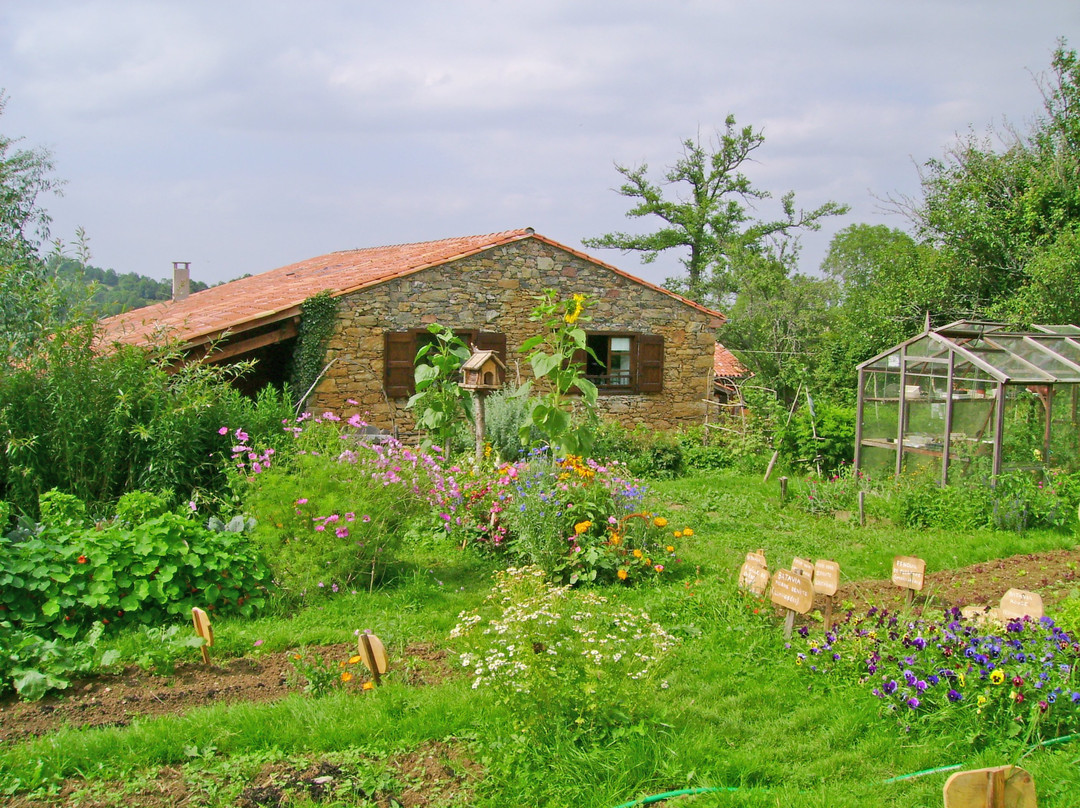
[239, 412, 432, 601]
[0, 334, 294, 519]
[484, 384, 538, 461]
[436, 452, 684, 585]
[593, 421, 684, 480]
[0, 620, 119, 701]
[450, 566, 678, 738]
[0, 512, 271, 638]
[778, 400, 855, 476]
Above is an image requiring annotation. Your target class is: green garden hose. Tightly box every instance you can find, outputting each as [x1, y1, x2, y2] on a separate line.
[611, 733, 1080, 808]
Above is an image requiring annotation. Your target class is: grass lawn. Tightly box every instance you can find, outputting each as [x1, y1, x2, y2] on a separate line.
[2, 472, 1079, 807]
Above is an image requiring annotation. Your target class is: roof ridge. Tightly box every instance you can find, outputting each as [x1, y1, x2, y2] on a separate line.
[329, 228, 534, 256]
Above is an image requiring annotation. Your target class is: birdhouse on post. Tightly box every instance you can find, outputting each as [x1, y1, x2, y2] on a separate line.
[459, 350, 506, 392]
[459, 349, 507, 462]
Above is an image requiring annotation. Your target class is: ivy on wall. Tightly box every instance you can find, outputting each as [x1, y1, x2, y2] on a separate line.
[290, 291, 339, 407]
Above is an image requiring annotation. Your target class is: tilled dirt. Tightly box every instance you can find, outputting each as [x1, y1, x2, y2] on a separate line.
[0, 642, 455, 744]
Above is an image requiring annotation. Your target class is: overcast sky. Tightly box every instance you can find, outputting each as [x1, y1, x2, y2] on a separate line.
[1, 1, 1077, 290]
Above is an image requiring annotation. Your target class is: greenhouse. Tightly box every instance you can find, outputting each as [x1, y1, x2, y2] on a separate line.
[854, 321, 1080, 484]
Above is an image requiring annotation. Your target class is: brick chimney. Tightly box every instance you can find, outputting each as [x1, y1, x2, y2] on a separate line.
[172, 261, 191, 301]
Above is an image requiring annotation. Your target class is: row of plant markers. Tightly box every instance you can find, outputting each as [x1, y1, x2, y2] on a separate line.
[739, 548, 1078, 743]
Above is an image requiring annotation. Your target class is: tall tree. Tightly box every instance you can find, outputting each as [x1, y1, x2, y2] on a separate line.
[891, 40, 1080, 325]
[0, 92, 75, 363]
[720, 242, 838, 400]
[0, 93, 60, 263]
[583, 115, 847, 306]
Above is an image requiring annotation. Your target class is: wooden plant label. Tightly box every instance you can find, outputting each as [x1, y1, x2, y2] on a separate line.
[191, 607, 214, 665]
[813, 560, 840, 597]
[770, 568, 814, 615]
[792, 556, 815, 580]
[942, 765, 1036, 808]
[745, 550, 767, 569]
[738, 562, 770, 597]
[1000, 589, 1044, 621]
[891, 556, 926, 591]
[357, 631, 388, 686]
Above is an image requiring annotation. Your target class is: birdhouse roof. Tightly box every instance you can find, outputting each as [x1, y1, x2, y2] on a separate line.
[461, 350, 507, 371]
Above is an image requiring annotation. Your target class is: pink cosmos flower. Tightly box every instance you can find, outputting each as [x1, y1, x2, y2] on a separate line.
[218, 426, 229, 435]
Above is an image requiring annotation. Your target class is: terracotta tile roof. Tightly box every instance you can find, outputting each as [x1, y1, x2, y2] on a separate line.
[714, 343, 748, 378]
[100, 228, 725, 348]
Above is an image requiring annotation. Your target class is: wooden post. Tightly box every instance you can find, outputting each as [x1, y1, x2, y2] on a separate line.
[191, 607, 214, 666]
[857, 490, 866, 526]
[779, 476, 788, 504]
[474, 391, 486, 463]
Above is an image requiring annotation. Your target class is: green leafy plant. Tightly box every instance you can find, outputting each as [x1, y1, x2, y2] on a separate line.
[518, 291, 599, 457]
[0, 512, 272, 638]
[0, 620, 119, 701]
[290, 291, 340, 407]
[286, 647, 368, 696]
[124, 624, 206, 675]
[406, 324, 473, 457]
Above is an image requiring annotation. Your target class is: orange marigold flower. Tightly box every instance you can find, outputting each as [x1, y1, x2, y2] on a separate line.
[363, 680, 376, 690]
[617, 569, 628, 580]
[683, 528, 694, 537]
[666, 545, 675, 553]
[653, 516, 668, 528]
[341, 671, 354, 682]
[610, 534, 622, 545]
[633, 549, 643, 559]
[348, 655, 363, 664]
[674, 530, 684, 539]
[574, 520, 592, 535]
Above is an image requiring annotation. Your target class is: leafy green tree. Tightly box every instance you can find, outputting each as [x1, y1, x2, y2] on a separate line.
[0, 93, 81, 363]
[892, 40, 1080, 325]
[0, 93, 60, 263]
[584, 115, 847, 306]
[720, 243, 837, 400]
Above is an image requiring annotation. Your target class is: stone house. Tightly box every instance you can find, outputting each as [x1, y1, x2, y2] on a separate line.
[100, 229, 724, 436]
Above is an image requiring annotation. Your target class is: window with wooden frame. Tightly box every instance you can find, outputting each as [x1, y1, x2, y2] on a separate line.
[383, 329, 506, 397]
[575, 332, 664, 393]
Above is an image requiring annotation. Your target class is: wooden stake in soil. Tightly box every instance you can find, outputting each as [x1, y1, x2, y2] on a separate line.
[770, 568, 814, 639]
[191, 607, 214, 665]
[858, 490, 866, 526]
[942, 765, 1036, 808]
[779, 476, 788, 504]
[892, 556, 926, 609]
[357, 631, 389, 687]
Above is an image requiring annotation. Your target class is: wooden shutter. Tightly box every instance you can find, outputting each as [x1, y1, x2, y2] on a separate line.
[636, 334, 664, 393]
[384, 331, 415, 397]
[474, 331, 508, 384]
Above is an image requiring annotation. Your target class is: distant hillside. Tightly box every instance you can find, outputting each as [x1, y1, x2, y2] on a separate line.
[47, 257, 210, 317]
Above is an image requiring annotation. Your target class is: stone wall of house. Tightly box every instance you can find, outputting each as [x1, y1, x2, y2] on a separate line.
[311, 237, 720, 438]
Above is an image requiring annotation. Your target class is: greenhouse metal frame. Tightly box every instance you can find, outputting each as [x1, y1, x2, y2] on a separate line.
[854, 321, 1080, 484]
